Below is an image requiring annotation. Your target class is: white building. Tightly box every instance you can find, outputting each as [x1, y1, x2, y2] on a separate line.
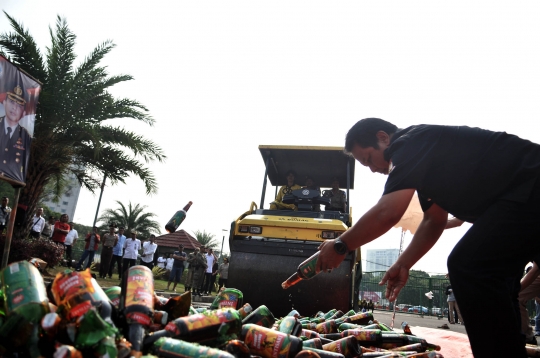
[366, 249, 400, 272]
[41, 171, 82, 220]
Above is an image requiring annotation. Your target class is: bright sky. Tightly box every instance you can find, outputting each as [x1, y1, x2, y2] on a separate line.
[3, 1, 540, 275]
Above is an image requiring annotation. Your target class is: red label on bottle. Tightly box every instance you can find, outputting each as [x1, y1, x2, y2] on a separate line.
[68, 301, 92, 319]
[127, 312, 151, 326]
[219, 300, 237, 308]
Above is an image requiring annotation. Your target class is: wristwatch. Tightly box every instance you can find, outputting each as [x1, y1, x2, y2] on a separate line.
[334, 237, 349, 255]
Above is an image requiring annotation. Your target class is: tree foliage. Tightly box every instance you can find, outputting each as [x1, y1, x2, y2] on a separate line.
[97, 201, 160, 239]
[193, 230, 219, 249]
[0, 12, 166, 239]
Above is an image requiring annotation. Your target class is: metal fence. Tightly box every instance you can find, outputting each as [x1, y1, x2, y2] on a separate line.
[361, 271, 538, 320]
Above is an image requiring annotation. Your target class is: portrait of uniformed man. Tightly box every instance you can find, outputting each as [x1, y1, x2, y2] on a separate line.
[0, 84, 31, 183]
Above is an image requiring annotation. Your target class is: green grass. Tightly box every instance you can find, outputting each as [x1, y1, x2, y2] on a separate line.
[43, 265, 218, 297]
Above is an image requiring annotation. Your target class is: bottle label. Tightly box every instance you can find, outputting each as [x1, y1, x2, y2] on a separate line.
[125, 267, 154, 311]
[210, 290, 239, 309]
[52, 270, 94, 306]
[166, 211, 186, 232]
[127, 311, 151, 326]
[243, 325, 292, 358]
[165, 309, 235, 336]
[299, 255, 318, 279]
[69, 300, 93, 320]
[346, 329, 380, 341]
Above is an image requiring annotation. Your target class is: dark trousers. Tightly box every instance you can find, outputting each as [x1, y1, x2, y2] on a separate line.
[202, 272, 213, 293]
[140, 261, 154, 270]
[99, 246, 114, 278]
[76, 250, 95, 270]
[65, 245, 73, 268]
[122, 258, 137, 275]
[218, 277, 228, 290]
[109, 254, 123, 278]
[448, 199, 540, 358]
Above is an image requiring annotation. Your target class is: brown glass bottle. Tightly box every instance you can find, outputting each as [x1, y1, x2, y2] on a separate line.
[282, 252, 321, 289]
[165, 201, 193, 233]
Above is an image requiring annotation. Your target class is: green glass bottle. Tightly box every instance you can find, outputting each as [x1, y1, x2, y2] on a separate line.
[241, 323, 303, 358]
[123, 265, 155, 357]
[321, 336, 360, 358]
[303, 347, 345, 358]
[282, 252, 321, 289]
[301, 329, 321, 339]
[278, 316, 302, 336]
[242, 305, 276, 328]
[1, 261, 49, 321]
[302, 338, 323, 349]
[152, 337, 234, 358]
[163, 308, 242, 345]
[165, 201, 193, 233]
[104, 286, 121, 309]
[209, 288, 243, 310]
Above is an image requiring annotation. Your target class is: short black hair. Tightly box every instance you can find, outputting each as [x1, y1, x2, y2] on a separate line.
[345, 118, 398, 152]
[286, 170, 297, 178]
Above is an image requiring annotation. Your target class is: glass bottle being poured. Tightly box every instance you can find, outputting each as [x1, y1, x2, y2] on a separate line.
[282, 251, 321, 289]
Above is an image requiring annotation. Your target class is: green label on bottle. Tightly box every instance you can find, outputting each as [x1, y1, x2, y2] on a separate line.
[299, 255, 318, 279]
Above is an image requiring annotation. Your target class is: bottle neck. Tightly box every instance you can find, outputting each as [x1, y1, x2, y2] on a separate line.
[183, 201, 193, 211]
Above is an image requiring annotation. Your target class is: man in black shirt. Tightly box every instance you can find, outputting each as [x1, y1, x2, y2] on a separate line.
[317, 118, 540, 358]
[166, 244, 187, 292]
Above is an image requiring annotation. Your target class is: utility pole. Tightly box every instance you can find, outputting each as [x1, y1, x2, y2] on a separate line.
[219, 229, 228, 263]
[92, 175, 107, 227]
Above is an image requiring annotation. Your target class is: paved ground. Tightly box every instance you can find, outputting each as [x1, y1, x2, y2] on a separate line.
[373, 309, 468, 334]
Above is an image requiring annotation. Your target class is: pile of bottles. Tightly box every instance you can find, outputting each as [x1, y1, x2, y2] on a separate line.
[0, 260, 449, 358]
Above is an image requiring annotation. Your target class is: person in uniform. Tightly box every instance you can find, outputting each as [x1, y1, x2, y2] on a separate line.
[0, 85, 31, 182]
[317, 118, 540, 358]
[323, 177, 347, 212]
[191, 247, 208, 297]
[184, 249, 197, 292]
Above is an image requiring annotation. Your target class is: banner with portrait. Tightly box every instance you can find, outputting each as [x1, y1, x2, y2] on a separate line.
[0, 55, 41, 184]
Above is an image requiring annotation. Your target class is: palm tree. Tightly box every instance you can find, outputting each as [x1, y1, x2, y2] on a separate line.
[97, 201, 160, 239]
[0, 13, 166, 238]
[193, 230, 219, 249]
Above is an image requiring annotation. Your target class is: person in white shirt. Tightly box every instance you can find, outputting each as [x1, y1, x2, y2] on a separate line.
[166, 253, 174, 271]
[29, 207, 45, 238]
[202, 247, 217, 295]
[140, 235, 158, 269]
[122, 230, 141, 273]
[157, 255, 166, 269]
[64, 222, 78, 268]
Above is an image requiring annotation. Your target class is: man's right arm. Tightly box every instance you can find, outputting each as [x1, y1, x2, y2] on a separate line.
[317, 189, 415, 272]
